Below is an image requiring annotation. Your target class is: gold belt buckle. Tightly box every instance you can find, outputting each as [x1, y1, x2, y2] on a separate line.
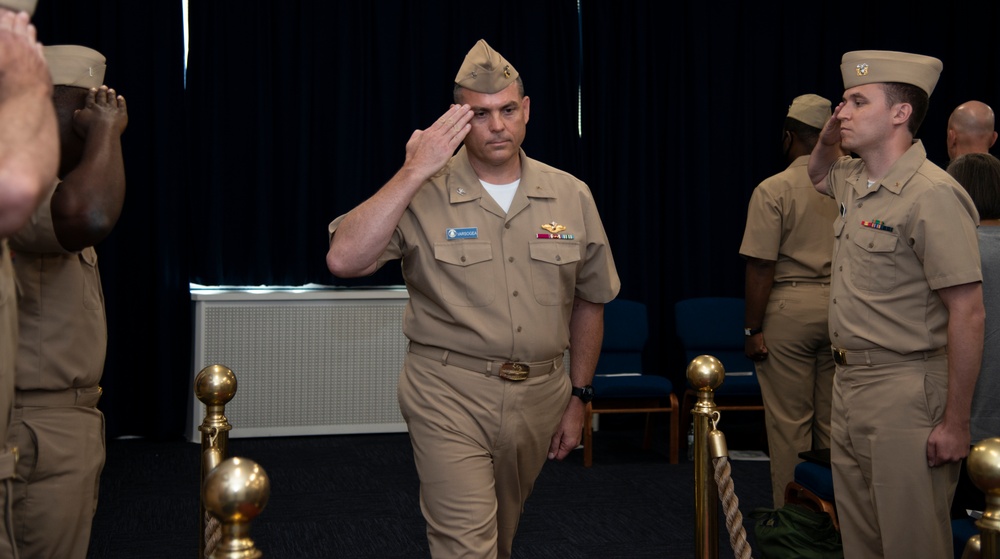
[833, 348, 847, 365]
[499, 362, 529, 381]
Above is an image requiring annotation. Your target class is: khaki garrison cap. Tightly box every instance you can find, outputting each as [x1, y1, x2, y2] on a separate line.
[841, 50, 943, 97]
[0, 0, 37, 15]
[787, 94, 831, 129]
[455, 39, 518, 94]
[44, 45, 106, 88]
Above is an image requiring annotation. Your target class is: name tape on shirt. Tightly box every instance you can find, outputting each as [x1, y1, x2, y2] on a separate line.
[446, 227, 479, 240]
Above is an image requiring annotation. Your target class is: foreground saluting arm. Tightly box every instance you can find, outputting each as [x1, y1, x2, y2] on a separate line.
[0, 10, 57, 236]
[548, 297, 604, 461]
[326, 104, 473, 278]
[808, 102, 845, 196]
[927, 281, 985, 467]
[51, 85, 128, 251]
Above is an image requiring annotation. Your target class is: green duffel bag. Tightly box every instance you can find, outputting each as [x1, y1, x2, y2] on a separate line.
[750, 503, 843, 559]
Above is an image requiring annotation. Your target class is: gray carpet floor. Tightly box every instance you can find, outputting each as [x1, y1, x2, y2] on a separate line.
[86, 414, 774, 558]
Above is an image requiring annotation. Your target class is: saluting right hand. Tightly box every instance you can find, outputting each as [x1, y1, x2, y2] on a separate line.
[402, 104, 473, 179]
[818, 101, 844, 147]
[0, 11, 50, 94]
[74, 85, 128, 139]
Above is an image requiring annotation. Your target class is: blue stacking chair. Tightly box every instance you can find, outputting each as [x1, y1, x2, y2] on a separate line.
[785, 450, 839, 531]
[953, 517, 979, 559]
[584, 298, 679, 466]
[674, 297, 765, 450]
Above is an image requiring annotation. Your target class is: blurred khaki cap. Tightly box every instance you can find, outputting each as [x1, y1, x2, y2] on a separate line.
[0, 0, 37, 16]
[787, 94, 831, 129]
[841, 50, 943, 96]
[454, 39, 518, 94]
[44, 45, 106, 88]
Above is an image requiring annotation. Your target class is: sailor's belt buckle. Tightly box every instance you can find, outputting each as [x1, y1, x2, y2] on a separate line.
[833, 348, 848, 366]
[499, 362, 530, 381]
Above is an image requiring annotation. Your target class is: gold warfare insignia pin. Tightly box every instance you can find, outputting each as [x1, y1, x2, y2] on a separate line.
[856, 63, 869, 77]
[538, 222, 574, 239]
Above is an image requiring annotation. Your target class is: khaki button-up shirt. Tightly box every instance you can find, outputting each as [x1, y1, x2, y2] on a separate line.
[823, 140, 981, 353]
[740, 155, 838, 282]
[330, 146, 620, 362]
[8, 184, 107, 390]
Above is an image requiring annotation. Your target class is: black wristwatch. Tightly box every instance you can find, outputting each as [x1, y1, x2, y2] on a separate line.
[744, 326, 763, 337]
[571, 385, 595, 403]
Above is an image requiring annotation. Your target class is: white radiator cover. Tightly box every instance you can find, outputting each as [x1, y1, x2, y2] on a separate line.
[188, 286, 410, 442]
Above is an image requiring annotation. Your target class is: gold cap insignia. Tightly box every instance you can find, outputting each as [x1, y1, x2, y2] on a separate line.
[841, 50, 942, 96]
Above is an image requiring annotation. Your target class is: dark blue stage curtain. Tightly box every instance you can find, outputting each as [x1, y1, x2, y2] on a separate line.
[185, 0, 582, 289]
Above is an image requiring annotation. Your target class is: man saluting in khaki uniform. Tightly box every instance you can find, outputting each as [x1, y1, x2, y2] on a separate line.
[0, 2, 57, 557]
[808, 50, 984, 558]
[7, 45, 127, 559]
[740, 93, 839, 508]
[327, 39, 619, 558]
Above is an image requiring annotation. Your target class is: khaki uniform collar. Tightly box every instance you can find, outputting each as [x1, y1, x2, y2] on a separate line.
[849, 139, 927, 197]
[445, 146, 558, 205]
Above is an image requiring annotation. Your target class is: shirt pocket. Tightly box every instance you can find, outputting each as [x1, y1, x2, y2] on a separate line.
[433, 241, 495, 307]
[80, 248, 103, 311]
[528, 241, 581, 306]
[849, 226, 897, 293]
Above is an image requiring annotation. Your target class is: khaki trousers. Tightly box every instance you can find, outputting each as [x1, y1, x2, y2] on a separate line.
[5, 401, 105, 559]
[831, 355, 958, 558]
[0, 245, 16, 559]
[399, 351, 569, 559]
[755, 282, 834, 507]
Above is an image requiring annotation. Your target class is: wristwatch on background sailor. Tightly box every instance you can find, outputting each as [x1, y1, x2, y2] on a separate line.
[571, 384, 594, 403]
[744, 326, 762, 337]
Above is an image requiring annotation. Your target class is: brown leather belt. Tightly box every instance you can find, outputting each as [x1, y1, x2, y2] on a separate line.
[14, 386, 103, 408]
[408, 342, 562, 381]
[831, 346, 946, 367]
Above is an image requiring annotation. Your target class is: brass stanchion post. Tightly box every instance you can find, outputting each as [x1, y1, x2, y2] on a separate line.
[966, 437, 1000, 559]
[687, 354, 726, 559]
[196, 365, 238, 559]
[203, 456, 270, 559]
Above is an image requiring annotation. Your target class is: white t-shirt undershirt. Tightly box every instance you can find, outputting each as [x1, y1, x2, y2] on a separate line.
[481, 179, 520, 213]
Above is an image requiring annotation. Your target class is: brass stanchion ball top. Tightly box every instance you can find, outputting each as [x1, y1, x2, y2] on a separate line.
[195, 364, 237, 405]
[203, 457, 270, 523]
[968, 437, 1000, 495]
[686, 354, 726, 391]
